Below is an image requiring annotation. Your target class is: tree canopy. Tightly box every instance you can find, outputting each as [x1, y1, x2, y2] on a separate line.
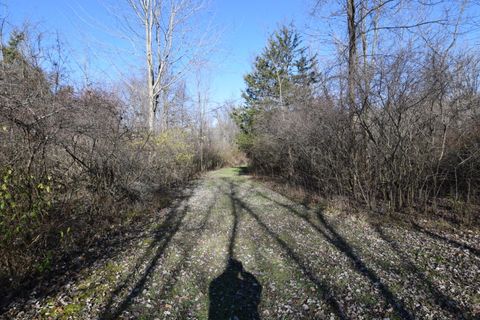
[242, 24, 318, 110]
[233, 24, 319, 152]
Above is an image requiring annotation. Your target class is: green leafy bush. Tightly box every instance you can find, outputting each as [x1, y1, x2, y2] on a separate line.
[0, 168, 54, 276]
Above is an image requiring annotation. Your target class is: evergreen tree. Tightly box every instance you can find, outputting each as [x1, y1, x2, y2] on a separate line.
[233, 24, 318, 142]
[1, 31, 25, 64]
[242, 25, 318, 109]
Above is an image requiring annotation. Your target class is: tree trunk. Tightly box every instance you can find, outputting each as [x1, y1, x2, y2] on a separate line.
[347, 0, 357, 111]
[145, 3, 156, 132]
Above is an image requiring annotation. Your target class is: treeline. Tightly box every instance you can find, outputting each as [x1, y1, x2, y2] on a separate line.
[0, 27, 237, 296]
[234, 2, 480, 223]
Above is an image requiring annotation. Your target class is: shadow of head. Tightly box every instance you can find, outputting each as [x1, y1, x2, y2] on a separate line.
[225, 258, 243, 275]
[208, 258, 262, 320]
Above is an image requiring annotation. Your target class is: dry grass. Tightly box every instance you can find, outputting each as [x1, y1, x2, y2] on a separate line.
[2, 168, 479, 319]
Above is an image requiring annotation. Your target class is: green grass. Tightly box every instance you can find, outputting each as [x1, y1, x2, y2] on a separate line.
[210, 166, 247, 178]
[18, 167, 480, 320]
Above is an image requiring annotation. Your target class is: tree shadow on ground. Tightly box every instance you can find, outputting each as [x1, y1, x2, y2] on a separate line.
[147, 189, 221, 308]
[228, 183, 348, 319]
[98, 187, 197, 319]
[0, 185, 195, 315]
[0, 228, 145, 313]
[411, 222, 480, 258]
[208, 181, 262, 320]
[100, 182, 223, 319]
[235, 166, 251, 176]
[255, 191, 414, 319]
[257, 190, 479, 319]
[372, 224, 473, 319]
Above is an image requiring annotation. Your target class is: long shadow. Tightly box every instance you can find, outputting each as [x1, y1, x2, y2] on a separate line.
[373, 225, 473, 319]
[208, 181, 262, 320]
[256, 192, 414, 320]
[150, 189, 221, 305]
[315, 212, 414, 319]
[99, 188, 194, 319]
[229, 186, 347, 319]
[228, 182, 239, 257]
[235, 166, 251, 176]
[411, 222, 480, 258]
[1, 226, 147, 313]
[0, 185, 194, 315]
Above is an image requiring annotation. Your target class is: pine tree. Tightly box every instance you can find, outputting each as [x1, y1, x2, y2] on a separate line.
[243, 25, 318, 109]
[233, 24, 318, 139]
[1, 31, 25, 64]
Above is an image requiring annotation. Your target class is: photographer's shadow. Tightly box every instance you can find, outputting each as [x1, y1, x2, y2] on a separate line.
[208, 258, 262, 320]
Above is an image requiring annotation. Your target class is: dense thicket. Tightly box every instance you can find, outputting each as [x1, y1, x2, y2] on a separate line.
[0, 28, 234, 295]
[235, 22, 480, 223]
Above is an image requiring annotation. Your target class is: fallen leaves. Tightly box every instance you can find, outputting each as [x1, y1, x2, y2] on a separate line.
[2, 170, 479, 319]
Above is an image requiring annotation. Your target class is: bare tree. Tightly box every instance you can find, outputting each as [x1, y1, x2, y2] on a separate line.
[125, 0, 205, 131]
[346, 0, 357, 111]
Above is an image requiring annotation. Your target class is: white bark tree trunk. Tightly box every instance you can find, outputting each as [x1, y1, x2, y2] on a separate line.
[126, 0, 204, 132]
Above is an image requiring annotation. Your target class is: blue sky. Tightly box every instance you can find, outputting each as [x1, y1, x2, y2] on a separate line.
[5, 1, 479, 106]
[4, 0, 316, 105]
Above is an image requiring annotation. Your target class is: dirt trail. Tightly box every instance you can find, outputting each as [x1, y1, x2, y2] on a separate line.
[2, 167, 479, 319]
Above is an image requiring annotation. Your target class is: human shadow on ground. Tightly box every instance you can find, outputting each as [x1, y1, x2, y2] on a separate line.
[208, 182, 262, 320]
[209, 258, 262, 320]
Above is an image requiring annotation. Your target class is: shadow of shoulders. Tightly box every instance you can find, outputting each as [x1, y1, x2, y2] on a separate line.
[208, 258, 262, 320]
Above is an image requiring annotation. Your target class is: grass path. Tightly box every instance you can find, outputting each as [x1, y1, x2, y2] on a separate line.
[2, 167, 479, 319]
